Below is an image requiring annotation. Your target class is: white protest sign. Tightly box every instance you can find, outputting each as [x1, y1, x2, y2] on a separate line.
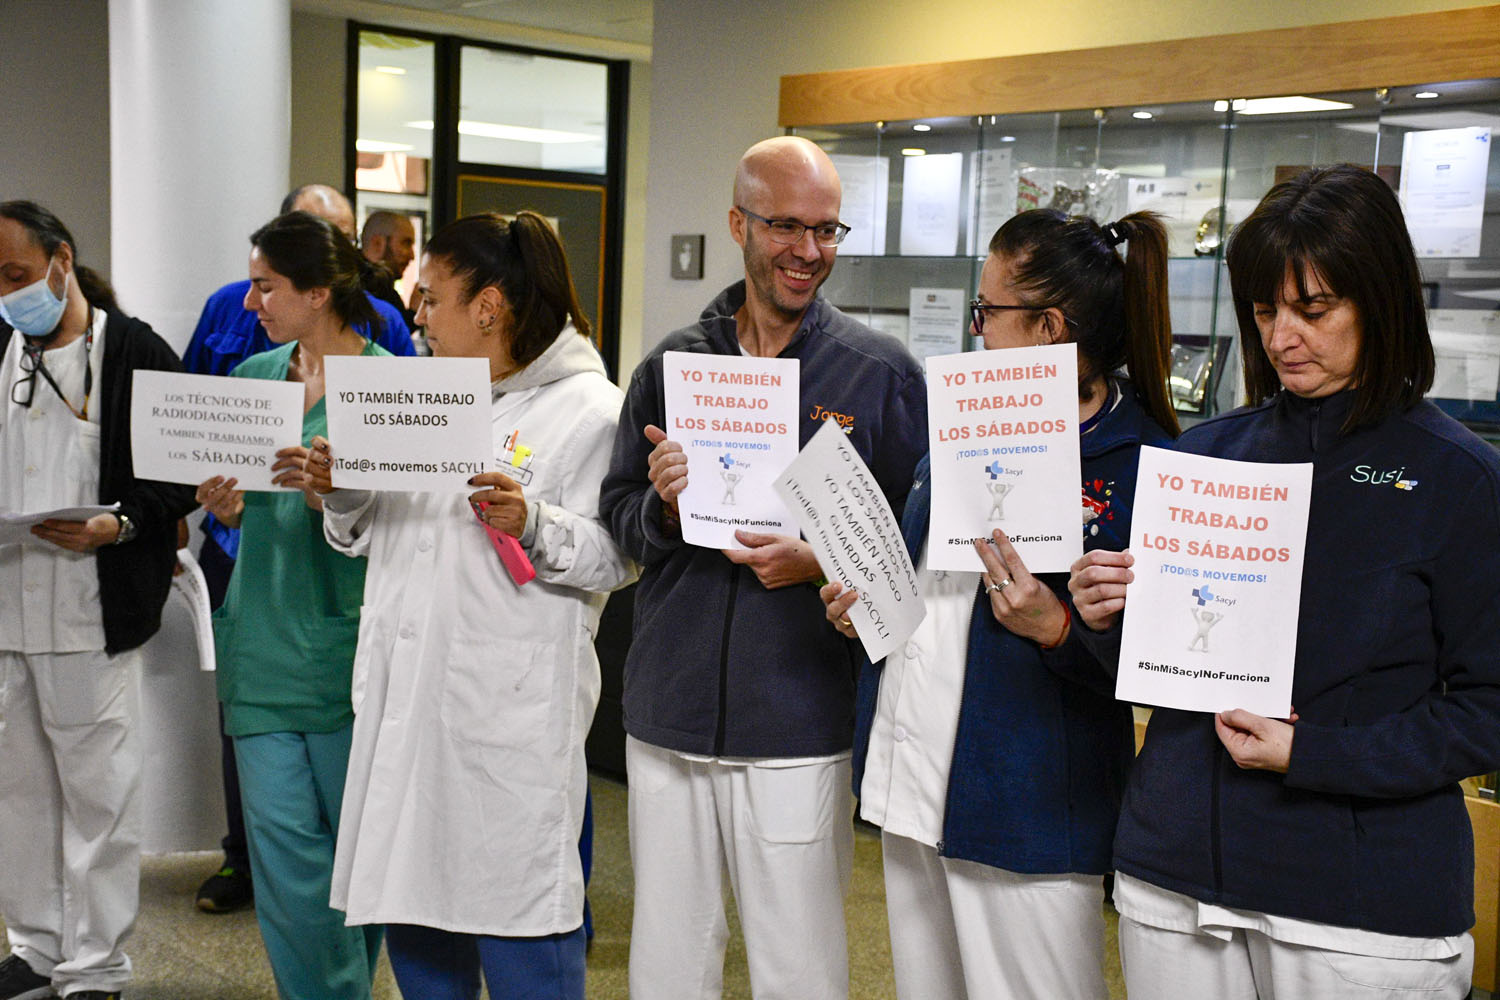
[130, 371, 304, 491]
[1116, 447, 1312, 717]
[925, 343, 1082, 572]
[663, 351, 799, 549]
[324, 356, 492, 492]
[775, 419, 925, 662]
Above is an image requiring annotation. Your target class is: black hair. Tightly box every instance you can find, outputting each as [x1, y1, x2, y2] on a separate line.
[424, 211, 592, 368]
[0, 200, 120, 313]
[989, 209, 1179, 435]
[249, 211, 379, 328]
[1225, 164, 1433, 430]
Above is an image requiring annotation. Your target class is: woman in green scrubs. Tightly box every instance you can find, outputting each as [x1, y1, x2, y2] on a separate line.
[195, 210, 393, 1000]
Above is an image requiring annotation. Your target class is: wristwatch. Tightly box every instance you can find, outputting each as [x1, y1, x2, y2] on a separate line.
[114, 512, 138, 545]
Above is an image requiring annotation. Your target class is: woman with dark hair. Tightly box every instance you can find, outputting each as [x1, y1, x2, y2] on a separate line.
[1071, 164, 1500, 998]
[306, 211, 635, 1000]
[0, 201, 195, 1000]
[822, 209, 1178, 999]
[193, 210, 389, 1000]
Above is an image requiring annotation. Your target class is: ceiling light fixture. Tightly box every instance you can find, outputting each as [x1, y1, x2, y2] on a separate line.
[374, 65, 407, 76]
[1214, 96, 1353, 115]
[912, 123, 932, 132]
[901, 148, 927, 156]
[1414, 91, 1441, 99]
[1132, 111, 1154, 120]
[355, 139, 414, 153]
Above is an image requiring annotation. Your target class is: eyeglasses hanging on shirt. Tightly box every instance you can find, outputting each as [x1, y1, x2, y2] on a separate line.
[10, 308, 94, 421]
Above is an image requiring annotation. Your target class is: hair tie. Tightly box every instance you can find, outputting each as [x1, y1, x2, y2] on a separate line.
[1103, 222, 1127, 248]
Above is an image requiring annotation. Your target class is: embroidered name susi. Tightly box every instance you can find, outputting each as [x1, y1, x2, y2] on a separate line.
[1350, 464, 1417, 490]
[809, 404, 854, 434]
[496, 428, 537, 486]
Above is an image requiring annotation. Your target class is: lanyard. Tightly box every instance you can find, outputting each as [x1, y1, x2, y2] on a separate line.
[19, 308, 94, 421]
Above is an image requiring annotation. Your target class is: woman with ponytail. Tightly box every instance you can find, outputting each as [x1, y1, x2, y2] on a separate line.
[306, 211, 636, 1000]
[822, 209, 1177, 1000]
[194, 210, 391, 1000]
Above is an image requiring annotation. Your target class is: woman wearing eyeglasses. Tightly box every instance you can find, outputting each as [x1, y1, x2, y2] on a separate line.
[0, 201, 196, 1000]
[822, 209, 1178, 1000]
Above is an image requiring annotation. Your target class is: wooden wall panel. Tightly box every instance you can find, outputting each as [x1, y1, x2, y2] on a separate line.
[780, 5, 1500, 126]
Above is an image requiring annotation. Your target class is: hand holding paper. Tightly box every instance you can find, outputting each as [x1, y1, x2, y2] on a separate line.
[973, 529, 1068, 646]
[722, 530, 820, 590]
[31, 513, 121, 553]
[1215, 708, 1296, 773]
[271, 446, 324, 512]
[303, 436, 336, 495]
[820, 580, 860, 639]
[196, 475, 246, 528]
[1068, 548, 1135, 632]
[643, 424, 688, 511]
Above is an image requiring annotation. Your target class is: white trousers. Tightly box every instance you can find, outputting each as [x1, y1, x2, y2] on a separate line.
[0, 649, 141, 996]
[880, 831, 1107, 1000]
[1119, 914, 1474, 999]
[626, 736, 853, 1000]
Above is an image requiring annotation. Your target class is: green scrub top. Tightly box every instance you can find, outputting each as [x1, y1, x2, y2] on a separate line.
[213, 338, 390, 737]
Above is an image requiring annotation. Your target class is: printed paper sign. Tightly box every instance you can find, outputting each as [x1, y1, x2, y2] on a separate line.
[899, 152, 963, 256]
[324, 355, 492, 492]
[1400, 127, 1492, 258]
[1115, 447, 1312, 717]
[130, 371, 304, 491]
[663, 351, 799, 548]
[775, 419, 925, 662]
[907, 287, 968, 362]
[925, 343, 1082, 573]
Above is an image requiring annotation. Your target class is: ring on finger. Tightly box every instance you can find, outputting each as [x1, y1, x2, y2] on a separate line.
[839, 617, 853, 627]
[984, 577, 1012, 595]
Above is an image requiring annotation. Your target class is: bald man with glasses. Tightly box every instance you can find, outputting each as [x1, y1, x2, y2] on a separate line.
[601, 136, 928, 1000]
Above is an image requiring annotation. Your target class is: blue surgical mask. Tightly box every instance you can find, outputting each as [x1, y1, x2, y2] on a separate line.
[0, 257, 69, 337]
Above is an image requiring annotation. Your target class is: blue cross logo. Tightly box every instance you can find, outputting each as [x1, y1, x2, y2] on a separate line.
[719, 454, 734, 469]
[1192, 584, 1215, 606]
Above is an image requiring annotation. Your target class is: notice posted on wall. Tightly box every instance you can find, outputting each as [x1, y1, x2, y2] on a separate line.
[323, 355, 493, 492]
[925, 343, 1082, 573]
[130, 370, 304, 492]
[1399, 126, 1492, 258]
[907, 287, 968, 363]
[775, 419, 925, 662]
[663, 351, 800, 549]
[1115, 447, 1311, 717]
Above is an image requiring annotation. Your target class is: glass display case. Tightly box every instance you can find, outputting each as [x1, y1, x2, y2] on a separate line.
[790, 79, 1500, 430]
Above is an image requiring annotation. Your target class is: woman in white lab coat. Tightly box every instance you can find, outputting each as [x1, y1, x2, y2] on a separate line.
[306, 211, 635, 1000]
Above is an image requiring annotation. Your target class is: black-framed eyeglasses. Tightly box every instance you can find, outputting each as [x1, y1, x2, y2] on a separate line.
[968, 298, 1067, 334]
[10, 325, 93, 421]
[737, 206, 851, 248]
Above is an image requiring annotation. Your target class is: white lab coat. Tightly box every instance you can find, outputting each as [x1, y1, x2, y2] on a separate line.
[324, 329, 636, 935]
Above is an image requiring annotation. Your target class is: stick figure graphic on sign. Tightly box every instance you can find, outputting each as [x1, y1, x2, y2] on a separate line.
[719, 453, 743, 505]
[984, 461, 1015, 520]
[1187, 584, 1226, 651]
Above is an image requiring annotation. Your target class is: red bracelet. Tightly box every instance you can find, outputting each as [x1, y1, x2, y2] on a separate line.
[1040, 602, 1072, 650]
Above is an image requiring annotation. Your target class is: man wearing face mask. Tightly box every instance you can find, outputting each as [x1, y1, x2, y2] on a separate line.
[0, 201, 196, 1000]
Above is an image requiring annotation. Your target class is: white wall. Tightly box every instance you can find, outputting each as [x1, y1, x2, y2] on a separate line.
[638, 0, 1495, 365]
[1, 0, 113, 280]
